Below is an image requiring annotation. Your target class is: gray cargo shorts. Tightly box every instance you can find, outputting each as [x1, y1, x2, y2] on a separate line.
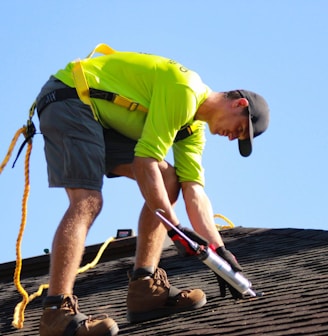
[37, 77, 137, 190]
[37, 77, 105, 190]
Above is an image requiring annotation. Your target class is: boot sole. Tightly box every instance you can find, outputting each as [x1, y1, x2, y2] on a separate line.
[107, 322, 119, 336]
[127, 294, 207, 323]
[40, 322, 119, 336]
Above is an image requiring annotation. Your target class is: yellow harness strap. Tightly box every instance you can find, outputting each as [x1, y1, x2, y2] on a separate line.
[86, 43, 116, 58]
[111, 94, 148, 113]
[72, 61, 92, 106]
[72, 43, 148, 119]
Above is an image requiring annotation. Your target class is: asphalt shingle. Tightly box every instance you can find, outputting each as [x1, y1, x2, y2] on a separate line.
[1, 227, 328, 335]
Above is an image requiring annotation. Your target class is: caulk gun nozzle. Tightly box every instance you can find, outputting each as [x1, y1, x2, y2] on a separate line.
[246, 288, 257, 297]
[246, 289, 264, 297]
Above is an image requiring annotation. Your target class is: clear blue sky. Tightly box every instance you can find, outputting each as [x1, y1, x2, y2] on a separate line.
[1, 0, 327, 264]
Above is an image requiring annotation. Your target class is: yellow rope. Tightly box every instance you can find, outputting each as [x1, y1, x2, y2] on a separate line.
[12, 139, 32, 329]
[77, 236, 115, 274]
[214, 213, 235, 231]
[1, 126, 31, 328]
[0, 127, 25, 174]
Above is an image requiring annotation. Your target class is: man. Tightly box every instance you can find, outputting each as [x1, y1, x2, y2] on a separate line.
[36, 44, 269, 336]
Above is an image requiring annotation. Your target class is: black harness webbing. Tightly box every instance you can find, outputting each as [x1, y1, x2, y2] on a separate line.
[37, 88, 118, 118]
[37, 88, 195, 142]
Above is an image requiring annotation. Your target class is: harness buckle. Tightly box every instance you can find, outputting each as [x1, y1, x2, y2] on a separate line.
[12, 120, 36, 168]
[128, 102, 139, 111]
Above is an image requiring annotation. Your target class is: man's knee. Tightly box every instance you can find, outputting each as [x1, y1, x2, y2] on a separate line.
[66, 188, 103, 217]
[110, 160, 180, 203]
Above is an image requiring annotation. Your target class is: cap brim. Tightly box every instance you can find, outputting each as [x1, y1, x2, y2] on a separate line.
[238, 115, 254, 157]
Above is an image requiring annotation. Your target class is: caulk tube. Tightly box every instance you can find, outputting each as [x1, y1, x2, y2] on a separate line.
[198, 246, 256, 297]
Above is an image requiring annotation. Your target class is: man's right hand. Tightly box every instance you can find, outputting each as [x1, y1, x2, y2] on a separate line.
[168, 225, 208, 256]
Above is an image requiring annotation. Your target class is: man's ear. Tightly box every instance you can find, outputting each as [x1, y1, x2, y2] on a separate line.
[237, 97, 249, 108]
[231, 97, 248, 108]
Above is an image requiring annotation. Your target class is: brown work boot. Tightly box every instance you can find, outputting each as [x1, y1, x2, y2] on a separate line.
[39, 295, 119, 336]
[126, 267, 206, 323]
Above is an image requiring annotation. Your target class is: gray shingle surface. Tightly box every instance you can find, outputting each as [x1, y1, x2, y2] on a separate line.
[1, 227, 328, 335]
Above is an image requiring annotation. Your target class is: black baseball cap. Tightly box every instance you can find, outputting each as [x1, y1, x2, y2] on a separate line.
[237, 90, 270, 157]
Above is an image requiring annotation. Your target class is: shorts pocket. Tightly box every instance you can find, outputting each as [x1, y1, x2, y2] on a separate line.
[63, 136, 105, 184]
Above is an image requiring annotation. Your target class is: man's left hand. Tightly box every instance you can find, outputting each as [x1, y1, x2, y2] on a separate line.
[215, 246, 244, 299]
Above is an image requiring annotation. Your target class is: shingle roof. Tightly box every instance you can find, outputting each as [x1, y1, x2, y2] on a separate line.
[1, 227, 328, 335]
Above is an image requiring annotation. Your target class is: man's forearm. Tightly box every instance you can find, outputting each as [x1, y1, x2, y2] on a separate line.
[133, 156, 179, 227]
[182, 181, 224, 248]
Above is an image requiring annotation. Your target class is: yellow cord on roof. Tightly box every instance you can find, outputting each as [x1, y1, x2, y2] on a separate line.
[214, 213, 235, 231]
[77, 236, 114, 274]
[12, 236, 114, 329]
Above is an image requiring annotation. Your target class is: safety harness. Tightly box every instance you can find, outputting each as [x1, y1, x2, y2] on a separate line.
[36, 43, 196, 142]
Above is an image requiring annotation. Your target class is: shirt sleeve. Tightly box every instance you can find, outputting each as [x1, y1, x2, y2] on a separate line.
[134, 82, 197, 161]
[173, 121, 206, 186]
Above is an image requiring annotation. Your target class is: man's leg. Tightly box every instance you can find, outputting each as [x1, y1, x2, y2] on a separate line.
[48, 188, 103, 295]
[110, 160, 179, 270]
[40, 188, 118, 336]
[135, 160, 180, 270]
[37, 78, 119, 336]
[110, 161, 206, 323]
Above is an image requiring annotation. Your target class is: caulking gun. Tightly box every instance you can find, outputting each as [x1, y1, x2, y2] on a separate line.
[155, 209, 261, 298]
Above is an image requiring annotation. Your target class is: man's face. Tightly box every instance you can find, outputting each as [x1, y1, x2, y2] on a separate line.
[209, 110, 250, 141]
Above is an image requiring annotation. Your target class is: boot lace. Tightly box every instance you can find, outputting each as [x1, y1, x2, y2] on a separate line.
[153, 268, 170, 288]
[61, 295, 80, 315]
[62, 296, 108, 326]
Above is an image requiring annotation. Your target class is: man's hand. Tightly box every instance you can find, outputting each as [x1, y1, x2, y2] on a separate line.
[215, 246, 244, 299]
[168, 225, 208, 256]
